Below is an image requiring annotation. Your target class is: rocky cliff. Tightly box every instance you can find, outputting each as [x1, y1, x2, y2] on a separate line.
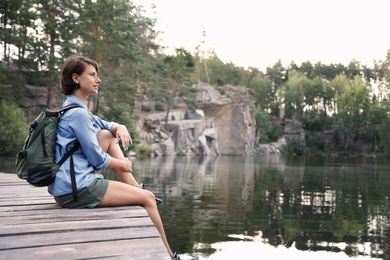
[17, 85, 49, 122]
[135, 85, 258, 156]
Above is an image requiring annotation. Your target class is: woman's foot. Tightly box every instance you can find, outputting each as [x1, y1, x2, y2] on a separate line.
[173, 252, 181, 260]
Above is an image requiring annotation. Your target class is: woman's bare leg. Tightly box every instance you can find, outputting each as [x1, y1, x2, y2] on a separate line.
[98, 181, 174, 258]
[97, 130, 139, 186]
[97, 130, 174, 258]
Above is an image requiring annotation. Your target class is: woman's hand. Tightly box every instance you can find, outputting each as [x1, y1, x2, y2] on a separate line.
[113, 124, 132, 149]
[107, 157, 132, 173]
[121, 158, 132, 172]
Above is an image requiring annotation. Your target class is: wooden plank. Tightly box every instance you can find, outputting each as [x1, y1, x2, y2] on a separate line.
[0, 173, 170, 260]
[0, 238, 170, 260]
[0, 225, 160, 250]
[0, 207, 147, 221]
[0, 217, 153, 236]
[1, 205, 144, 214]
[0, 204, 143, 214]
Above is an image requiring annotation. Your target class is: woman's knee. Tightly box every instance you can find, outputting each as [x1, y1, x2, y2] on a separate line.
[97, 129, 115, 152]
[144, 190, 156, 206]
[98, 129, 115, 140]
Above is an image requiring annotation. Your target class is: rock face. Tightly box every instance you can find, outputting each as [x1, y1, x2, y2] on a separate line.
[17, 85, 48, 122]
[258, 137, 288, 155]
[196, 89, 257, 155]
[136, 87, 258, 156]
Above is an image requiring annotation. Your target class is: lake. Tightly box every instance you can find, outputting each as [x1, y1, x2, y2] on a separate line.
[2, 154, 390, 259]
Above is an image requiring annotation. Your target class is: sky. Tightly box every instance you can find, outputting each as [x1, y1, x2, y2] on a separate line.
[132, 0, 390, 71]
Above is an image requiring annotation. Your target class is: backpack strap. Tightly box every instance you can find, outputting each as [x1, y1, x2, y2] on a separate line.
[70, 153, 78, 202]
[57, 141, 80, 201]
[57, 141, 80, 166]
[58, 104, 82, 114]
[57, 104, 82, 202]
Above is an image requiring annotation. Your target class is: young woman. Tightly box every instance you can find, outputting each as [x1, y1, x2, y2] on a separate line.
[48, 55, 180, 260]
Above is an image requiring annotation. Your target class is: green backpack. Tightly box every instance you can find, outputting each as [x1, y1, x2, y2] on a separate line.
[16, 104, 81, 200]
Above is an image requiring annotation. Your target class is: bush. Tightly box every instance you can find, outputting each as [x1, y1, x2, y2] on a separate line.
[0, 101, 29, 155]
[379, 119, 390, 157]
[135, 146, 153, 157]
[306, 132, 326, 151]
[286, 137, 305, 155]
[256, 106, 285, 143]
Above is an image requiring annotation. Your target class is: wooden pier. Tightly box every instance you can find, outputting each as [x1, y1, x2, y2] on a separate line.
[0, 173, 170, 260]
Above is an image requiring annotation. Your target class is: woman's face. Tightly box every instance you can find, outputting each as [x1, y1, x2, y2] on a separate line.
[72, 64, 101, 96]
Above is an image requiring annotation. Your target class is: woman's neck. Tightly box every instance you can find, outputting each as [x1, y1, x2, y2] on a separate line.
[72, 90, 89, 103]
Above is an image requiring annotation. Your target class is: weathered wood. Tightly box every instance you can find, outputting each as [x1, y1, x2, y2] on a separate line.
[0, 238, 168, 260]
[0, 217, 153, 236]
[0, 173, 170, 260]
[1, 226, 160, 250]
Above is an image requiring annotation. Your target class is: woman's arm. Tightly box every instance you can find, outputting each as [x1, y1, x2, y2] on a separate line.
[111, 124, 132, 149]
[107, 156, 133, 173]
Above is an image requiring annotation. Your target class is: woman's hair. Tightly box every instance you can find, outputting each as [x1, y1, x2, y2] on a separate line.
[60, 56, 99, 95]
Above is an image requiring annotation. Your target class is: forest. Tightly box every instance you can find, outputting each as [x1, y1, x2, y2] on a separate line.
[1, 0, 390, 157]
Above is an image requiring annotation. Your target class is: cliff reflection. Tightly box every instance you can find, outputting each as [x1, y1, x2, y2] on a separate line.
[131, 155, 390, 259]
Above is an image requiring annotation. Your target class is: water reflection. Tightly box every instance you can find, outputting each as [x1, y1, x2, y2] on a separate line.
[130, 155, 390, 259]
[1, 154, 389, 259]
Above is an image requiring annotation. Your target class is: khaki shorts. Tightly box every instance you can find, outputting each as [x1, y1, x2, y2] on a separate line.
[54, 178, 109, 208]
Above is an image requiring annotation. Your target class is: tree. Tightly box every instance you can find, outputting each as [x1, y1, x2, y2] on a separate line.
[266, 60, 286, 117]
[366, 100, 389, 152]
[298, 61, 314, 78]
[74, 0, 158, 114]
[255, 106, 272, 143]
[34, 0, 63, 108]
[251, 77, 273, 111]
[346, 60, 361, 79]
[197, 50, 224, 85]
[330, 74, 350, 113]
[0, 0, 29, 62]
[335, 75, 369, 151]
[321, 79, 335, 117]
[144, 48, 195, 128]
[280, 70, 309, 119]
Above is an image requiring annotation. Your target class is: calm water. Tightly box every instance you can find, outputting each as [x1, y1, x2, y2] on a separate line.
[131, 155, 390, 260]
[2, 155, 390, 259]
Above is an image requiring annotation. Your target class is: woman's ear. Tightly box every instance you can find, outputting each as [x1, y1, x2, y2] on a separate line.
[72, 73, 79, 84]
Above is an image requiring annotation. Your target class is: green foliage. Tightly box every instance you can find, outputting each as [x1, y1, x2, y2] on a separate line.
[141, 49, 198, 117]
[180, 84, 198, 111]
[335, 76, 369, 144]
[215, 86, 225, 95]
[196, 50, 224, 84]
[250, 77, 273, 112]
[268, 124, 284, 142]
[0, 101, 29, 155]
[301, 111, 331, 131]
[134, 146, 154, 157]
[286, 137, 305, 155]
[305, 132, 326, 152]
[99, 74, 140, 151]
[255, 107, 272, 143]
[103, 102, 140, 152]
[379, 114, 390, 157]
[281, 70, 307, 118]
[256, 111, 284, 144]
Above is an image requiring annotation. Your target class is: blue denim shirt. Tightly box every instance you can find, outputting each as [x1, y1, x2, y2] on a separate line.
[48, 95, 116, 196]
